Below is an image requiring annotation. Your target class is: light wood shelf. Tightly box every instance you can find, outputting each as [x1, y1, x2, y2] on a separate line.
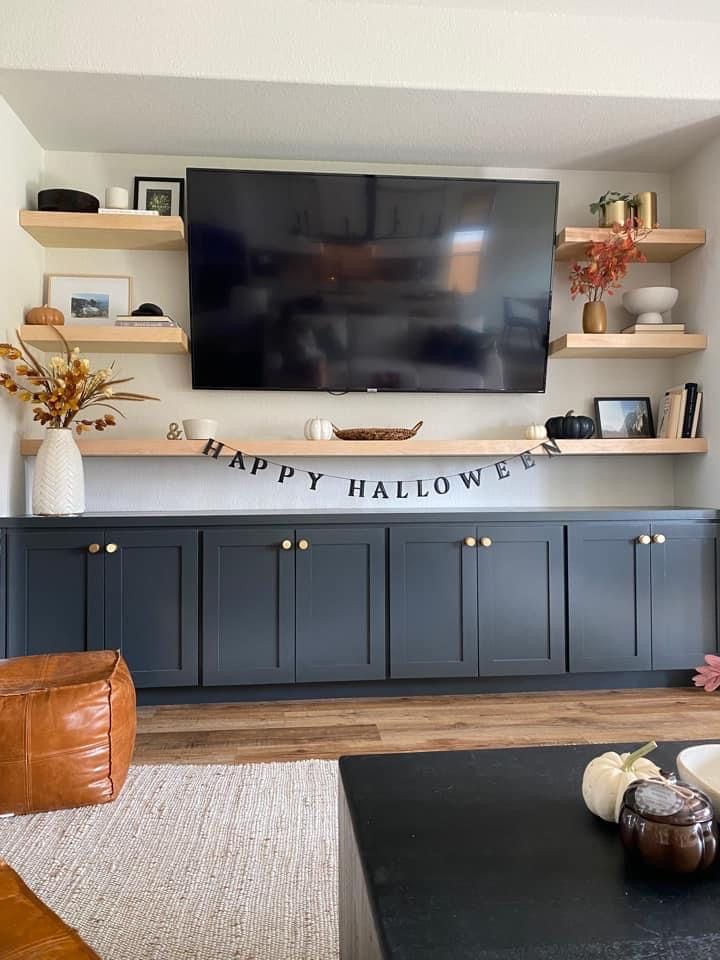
[555, 227, 705, 262]
[20, 437, 708, 458]
[19, 211, 186, 251]
[18, 325, 189, 355]
[549, 333, 707, 359]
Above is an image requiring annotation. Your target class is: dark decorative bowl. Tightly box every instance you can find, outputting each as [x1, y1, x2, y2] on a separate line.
[37, 189, 100, 214]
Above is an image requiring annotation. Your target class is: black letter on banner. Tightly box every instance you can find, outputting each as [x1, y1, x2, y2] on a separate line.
[396, 481, 409, 500]
[251, 457, 268, 475]
[416, 480, 429, 498]
[459, 469, 482, 489]
[348, 479, 366, 498]
[203, 438, 225, 459]
[520, 452, 535, 470]
[372, 481, 389, 500]
[433, 476, 450, 495]
[542, 438, 562, 456]
[277, 465, 294, 484]
[308, 471, 324, 491]
[496, 460, 511, 479]
[228, 451, 245, 470]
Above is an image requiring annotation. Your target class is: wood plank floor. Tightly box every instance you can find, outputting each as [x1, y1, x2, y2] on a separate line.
[134, 688, 720, 764]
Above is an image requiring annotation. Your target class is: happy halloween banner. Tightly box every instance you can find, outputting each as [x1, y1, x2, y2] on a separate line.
[200, 437, 562, 499]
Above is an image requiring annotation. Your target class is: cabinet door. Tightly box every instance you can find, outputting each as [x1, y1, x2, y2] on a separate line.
[568, 523, 652, 672]
[477, 524, 566, 676]
[651, 522, 720, 669]
[6, 530, 105, 657]
[104, 528, 199, 687]
[295, 526, 386, 682]
[390, 525, 478, 678]
[202, 528, 295, 685]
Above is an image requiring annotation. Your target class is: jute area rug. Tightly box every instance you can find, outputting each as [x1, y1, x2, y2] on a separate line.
[1, 761, 339, 960]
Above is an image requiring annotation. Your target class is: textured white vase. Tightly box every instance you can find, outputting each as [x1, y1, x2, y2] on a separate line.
[32, 428, 85, 516]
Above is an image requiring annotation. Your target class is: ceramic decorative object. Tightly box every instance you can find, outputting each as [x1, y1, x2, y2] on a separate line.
[25, 304, 64, 326]
[32, 428, 85, 516]
[182, 418, 218, 440]
[105, 186, 129, 209]
[524, 423, 547, 441]
[304, 417, 333, 441]
[677, 744, 720, 811]
[166, 422, 183, 439]
[622, 287, 679, 325]
[545, 410, 595, 440]
[582, 301, 607, 333]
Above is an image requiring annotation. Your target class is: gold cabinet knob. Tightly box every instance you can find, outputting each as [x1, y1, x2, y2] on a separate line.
[637, 534, 651, 545]
[280, 539, 293, 551]
[653, 533, 666, 545]
[464, 536, 477, 547]
[87, 543, 101, 554]
[297, 539, 310, 551]
[105, 543, 118, 554]
[479, 537, 493, 548]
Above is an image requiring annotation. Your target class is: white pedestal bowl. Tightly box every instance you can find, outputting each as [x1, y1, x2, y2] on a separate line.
[622, 286, 678, 325]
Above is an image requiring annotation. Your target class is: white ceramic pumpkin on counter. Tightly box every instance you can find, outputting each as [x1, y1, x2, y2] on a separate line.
[582, 741, 663, 823]
[304, 417, 333, 441]
[524, 423, 548, 441]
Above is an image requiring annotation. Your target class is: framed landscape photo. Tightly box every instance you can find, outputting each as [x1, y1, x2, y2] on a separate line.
[594, 396, 655, 439]
[134, 176, 184, 217]
[47, 274, 132, 325]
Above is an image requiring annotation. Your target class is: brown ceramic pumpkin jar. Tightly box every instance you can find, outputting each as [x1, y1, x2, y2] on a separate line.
[25, 304, 64, 325]
[619, 779, 718, 873]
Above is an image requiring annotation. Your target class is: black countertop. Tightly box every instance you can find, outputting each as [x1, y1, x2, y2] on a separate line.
[340, 742, 720, 959]
[0, 507, 718, 527]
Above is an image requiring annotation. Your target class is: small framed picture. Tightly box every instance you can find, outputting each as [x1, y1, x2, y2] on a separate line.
[47, 274, 132, 325]
[134, 177, 184, 217]
[594, 396, 655, 439]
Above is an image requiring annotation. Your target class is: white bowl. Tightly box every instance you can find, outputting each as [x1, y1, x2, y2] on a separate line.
[622, 286, 679, 324]
[182, 418, 218, 440]
[676, 744, 720, 811]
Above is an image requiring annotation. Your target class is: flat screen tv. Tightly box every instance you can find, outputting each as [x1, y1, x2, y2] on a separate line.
[186, 168, 558, 392]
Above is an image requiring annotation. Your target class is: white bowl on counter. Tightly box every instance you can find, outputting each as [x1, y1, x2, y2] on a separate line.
[676, 744, 720, 811]
[182, 418, 218, 440]
[622, 286, 679, 324]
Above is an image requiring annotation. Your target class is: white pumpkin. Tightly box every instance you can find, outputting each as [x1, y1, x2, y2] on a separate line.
[582, 741, 662, 823]
[525, 423, 548, 441]
[304, 417, 333, 441]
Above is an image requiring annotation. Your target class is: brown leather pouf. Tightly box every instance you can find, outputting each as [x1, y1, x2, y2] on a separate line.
[0, 859, 101, 959]
[0, 650, 136, 815]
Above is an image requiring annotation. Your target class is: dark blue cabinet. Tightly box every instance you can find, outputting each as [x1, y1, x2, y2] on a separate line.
[650, 522, 720, 669]
[390, 525, 479, 678]
[295, 526, 386, 682]
[568, 523, 653, 672]
[104, 528, 199, 686]
[6, 529, 105, 658]
[202, 527, 296, 685]
[477, 524, 565, 676]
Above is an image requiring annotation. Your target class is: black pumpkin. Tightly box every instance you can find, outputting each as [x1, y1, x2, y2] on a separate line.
[545, 410, 595, 440]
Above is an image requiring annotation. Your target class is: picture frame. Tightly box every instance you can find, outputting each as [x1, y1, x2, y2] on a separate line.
[593, 396, 655, 439]
[46, 274, 132, 326]
[134, 176, 184, 218]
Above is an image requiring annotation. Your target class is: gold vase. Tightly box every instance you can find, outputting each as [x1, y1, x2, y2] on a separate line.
[634, 191, 658, 229]
[582, 301, 607, 334]
[599, 200, 629, 227]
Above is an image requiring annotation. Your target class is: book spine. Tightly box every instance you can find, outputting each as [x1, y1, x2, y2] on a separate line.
[691, 393, 703, 438]
[682, 382, 698, 438]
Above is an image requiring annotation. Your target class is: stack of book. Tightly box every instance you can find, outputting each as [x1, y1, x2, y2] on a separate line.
[115, 315, 176, 328]
[97, 208, 160, 216]
[657, 382, 702, 438]
[622, 323, 685, 334]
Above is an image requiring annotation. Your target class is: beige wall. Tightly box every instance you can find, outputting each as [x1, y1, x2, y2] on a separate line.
[29, 150, 680, 512]
[671, 134, 720, 506]
[0, 96, 43, 515]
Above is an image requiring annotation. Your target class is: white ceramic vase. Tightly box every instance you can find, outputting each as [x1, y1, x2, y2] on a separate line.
[32, 428, 85, 516]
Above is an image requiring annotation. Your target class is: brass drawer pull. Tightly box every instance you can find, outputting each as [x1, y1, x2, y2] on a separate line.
[636, 534, 651, 545]
[464, 536, 477, 548]
[280, 539, 293, 551]
[87, 543, 101, 554]
[105, 543, 118, 554]
[479, 537, 493, 548]
[297, 539, 310, 551]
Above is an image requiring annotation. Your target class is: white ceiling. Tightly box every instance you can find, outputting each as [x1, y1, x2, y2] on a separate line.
[1, 70, 719, 172]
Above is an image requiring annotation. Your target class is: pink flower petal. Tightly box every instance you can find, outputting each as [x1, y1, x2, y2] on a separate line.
[705, 675, 720, 693]
[706, 654, 720, 669]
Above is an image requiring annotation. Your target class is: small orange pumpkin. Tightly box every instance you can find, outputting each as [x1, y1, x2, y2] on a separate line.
[25, 304, 64, 326]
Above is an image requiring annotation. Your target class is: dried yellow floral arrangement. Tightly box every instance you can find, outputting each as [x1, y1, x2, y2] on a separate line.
[0, 326, 158, 433]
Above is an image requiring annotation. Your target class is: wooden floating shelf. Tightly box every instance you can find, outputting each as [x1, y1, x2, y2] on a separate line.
[549, 333, 707, 359]
[19, 211, 186, 251]
[20, 438, 708, 458]
[555, 227, 705, 263]
[18, 325, 189, 355]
